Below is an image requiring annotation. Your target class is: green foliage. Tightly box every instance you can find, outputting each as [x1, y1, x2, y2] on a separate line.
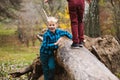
[0, 61, 29, 80]
[0, 24, 39, 79]
[99, 0, 105, 6]
[115, 73, 120, 78]
[0, 23, 16, 36]
[0, 28, 16, 36]
[0, 42, 37, 79]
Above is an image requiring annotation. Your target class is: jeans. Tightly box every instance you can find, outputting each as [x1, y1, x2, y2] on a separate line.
[40, 53, 55, 80]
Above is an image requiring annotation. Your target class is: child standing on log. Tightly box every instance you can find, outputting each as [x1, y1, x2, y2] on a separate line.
[40, 17, 72, 80]
[44, 0, 91, 48]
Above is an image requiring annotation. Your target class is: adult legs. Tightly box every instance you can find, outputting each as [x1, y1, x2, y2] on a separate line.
[77, 1, 85, 43]
[68, 5, 79, 44]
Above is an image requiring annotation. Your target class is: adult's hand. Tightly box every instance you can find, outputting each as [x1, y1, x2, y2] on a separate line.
[86, 0, 91, 4]
[44, 0, 48, 3]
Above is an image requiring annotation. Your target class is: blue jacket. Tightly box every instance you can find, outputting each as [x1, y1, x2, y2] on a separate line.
[40, 28, 72, 55]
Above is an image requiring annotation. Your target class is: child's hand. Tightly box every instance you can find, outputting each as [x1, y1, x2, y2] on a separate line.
[54, 42, 58, 45]
[54, 37, 64, 48]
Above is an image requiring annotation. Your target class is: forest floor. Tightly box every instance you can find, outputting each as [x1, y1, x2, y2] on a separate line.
[0, 24, 41, 80]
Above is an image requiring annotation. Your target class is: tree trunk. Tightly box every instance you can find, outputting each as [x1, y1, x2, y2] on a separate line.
[85, 0, 101, 37]
[112, 0, 120, 44]
[10, 36, 119, 80]
[55, 37, 119, 80]
[84, 35, 120, 75]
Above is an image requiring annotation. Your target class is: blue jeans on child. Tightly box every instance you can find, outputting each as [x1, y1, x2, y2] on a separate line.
[40, 53, 55, 80]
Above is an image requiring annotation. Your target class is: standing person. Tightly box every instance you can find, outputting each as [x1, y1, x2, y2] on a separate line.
[40, 17, 72, 80]
[67, 0, 91, 48]
[44, 0, 91, 48]
[68, 0, 85, 48]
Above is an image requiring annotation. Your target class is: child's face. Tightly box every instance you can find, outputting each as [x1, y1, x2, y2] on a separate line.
[47, 21, 58, 33]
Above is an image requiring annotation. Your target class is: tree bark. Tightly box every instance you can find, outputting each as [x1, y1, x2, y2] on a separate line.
[55, 37, 119, 80]
[85, 0, 101, 37]
[10, 36, 119, 80]
[84, 35, 120, 75]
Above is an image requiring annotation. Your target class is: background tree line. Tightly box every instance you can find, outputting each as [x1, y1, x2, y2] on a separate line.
[0, 0, 21, 21]
[85, 0, 120, 44]
[0, 0, 120, 45]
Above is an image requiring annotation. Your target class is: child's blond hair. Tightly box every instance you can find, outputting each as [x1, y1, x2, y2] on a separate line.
[47, 17, 58, 23]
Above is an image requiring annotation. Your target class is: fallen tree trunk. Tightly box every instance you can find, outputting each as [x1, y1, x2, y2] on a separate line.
[55, 37, 119, 80]
[84, 35, 120, 74]
[10, 35, 119, 80]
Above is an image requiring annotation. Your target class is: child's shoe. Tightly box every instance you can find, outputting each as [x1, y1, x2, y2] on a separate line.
[71, 43, 80, 49]
[79, 42, 84, 47]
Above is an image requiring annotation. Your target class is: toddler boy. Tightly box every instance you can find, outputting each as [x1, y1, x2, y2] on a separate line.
[40, 17, 72, 80]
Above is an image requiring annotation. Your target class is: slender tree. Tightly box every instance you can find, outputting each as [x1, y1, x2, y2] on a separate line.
[110, 0, 120, 43]
[85, 0, 101, 37]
